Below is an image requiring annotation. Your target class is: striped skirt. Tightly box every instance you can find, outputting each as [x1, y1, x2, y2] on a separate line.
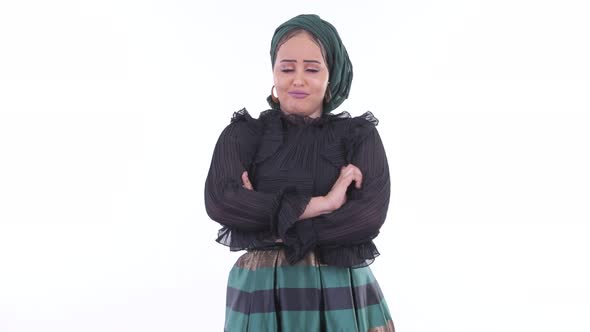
[224, 247, 395, 332]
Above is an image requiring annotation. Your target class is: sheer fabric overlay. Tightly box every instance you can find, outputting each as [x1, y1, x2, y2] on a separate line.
[205, 108, 390, 268]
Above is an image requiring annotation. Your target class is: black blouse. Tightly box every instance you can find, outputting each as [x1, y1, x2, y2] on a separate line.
[204, 108, 390, 268]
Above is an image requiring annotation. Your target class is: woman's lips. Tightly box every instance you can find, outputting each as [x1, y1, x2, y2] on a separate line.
[288, 91, 309, 99]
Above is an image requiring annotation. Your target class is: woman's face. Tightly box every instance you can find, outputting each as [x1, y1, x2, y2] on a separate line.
[273, 31, 329, 118]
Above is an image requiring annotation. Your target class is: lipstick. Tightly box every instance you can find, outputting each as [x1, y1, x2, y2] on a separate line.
[288, 91, 309, 99]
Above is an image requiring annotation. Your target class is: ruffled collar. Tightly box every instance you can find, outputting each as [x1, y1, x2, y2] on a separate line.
[259, 109, 352, 128]
[248, 108, 378, 165]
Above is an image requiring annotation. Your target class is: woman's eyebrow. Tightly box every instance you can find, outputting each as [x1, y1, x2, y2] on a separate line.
[279, 59, 322, 64]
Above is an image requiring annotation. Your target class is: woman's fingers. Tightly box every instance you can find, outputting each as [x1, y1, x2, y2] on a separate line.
[242, 171, 253, 190]
[326, 165, 363, 210]
[354, 167, 363, 188]
[340, 164, 363, 189]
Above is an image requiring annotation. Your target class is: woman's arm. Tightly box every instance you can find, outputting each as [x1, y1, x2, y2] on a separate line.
[205, 120, 311, 233]
[298, 163, 364, 219]
[242, 163, 363, 220]
[237, 121, 389, 264]
[240, 126, 390, 244]
[304, 126, 390, 245]
[205, 122, 274, 231]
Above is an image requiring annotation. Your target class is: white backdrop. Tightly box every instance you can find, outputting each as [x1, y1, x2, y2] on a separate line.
[1, 0, 589, 331]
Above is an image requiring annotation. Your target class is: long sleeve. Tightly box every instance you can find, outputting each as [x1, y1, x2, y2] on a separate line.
[204, 120, 275, 231]
[204, 109, 312, 249]
[313, 126, 390, 244]
[282, 116, 390, 266]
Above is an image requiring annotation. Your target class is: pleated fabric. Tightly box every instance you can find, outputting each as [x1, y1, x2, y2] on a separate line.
[205, 108, 390, 268]
[224, 247, 395, 332]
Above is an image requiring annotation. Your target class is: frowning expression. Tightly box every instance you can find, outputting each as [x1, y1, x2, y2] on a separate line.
[273, 31, 329, 119]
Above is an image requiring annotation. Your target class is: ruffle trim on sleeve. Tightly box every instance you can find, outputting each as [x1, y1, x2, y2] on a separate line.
[215, 184, 312, 254]
[282, 218, 317, 265]
[281, 219, 382, 268]
[274, 188, 314, 264]
[213, 175, 279, 250]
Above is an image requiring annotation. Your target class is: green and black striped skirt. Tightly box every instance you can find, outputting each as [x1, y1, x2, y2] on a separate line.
[224, 247, 395, 331]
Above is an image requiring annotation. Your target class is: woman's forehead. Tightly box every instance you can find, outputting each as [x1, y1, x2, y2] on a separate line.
[276, 33, 325, 62]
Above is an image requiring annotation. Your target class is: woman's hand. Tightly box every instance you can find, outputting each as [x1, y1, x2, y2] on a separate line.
[242, 166, 362, 221]
[324, 164, 363, 211]
[242, 171, 254, 190]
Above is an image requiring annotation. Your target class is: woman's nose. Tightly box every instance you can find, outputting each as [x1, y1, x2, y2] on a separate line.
[292, 70, 305, 86]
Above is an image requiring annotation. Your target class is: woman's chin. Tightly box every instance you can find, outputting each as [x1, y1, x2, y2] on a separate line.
[281, 103, 321, 118]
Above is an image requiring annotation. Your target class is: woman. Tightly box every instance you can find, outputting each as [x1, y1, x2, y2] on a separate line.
[205, 14, 394, 332]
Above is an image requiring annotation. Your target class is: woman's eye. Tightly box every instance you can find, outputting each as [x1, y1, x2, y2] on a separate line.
[306, 69, 319, 73]
[281, 69, 294, 73]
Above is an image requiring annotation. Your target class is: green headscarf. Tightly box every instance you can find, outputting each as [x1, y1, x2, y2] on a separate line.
[267, 14, 353, 113]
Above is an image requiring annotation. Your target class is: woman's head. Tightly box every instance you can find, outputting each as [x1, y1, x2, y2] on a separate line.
[268, 14, 353, 117]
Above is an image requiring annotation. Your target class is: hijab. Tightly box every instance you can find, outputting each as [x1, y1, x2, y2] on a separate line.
[267, 14, 353, 113]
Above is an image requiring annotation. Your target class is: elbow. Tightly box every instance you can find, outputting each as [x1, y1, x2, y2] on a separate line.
[205, 196, 223, 222]
[364, 186, 390, 236]
[204, 174, 234, 224]
[358, 201, 389, 239]
[205, 191, 232, 224]
[204, 182, 230, 223]
[361, 214, 387, 239]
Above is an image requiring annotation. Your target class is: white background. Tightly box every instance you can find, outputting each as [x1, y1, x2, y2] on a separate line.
[1, 0, 589, 331]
